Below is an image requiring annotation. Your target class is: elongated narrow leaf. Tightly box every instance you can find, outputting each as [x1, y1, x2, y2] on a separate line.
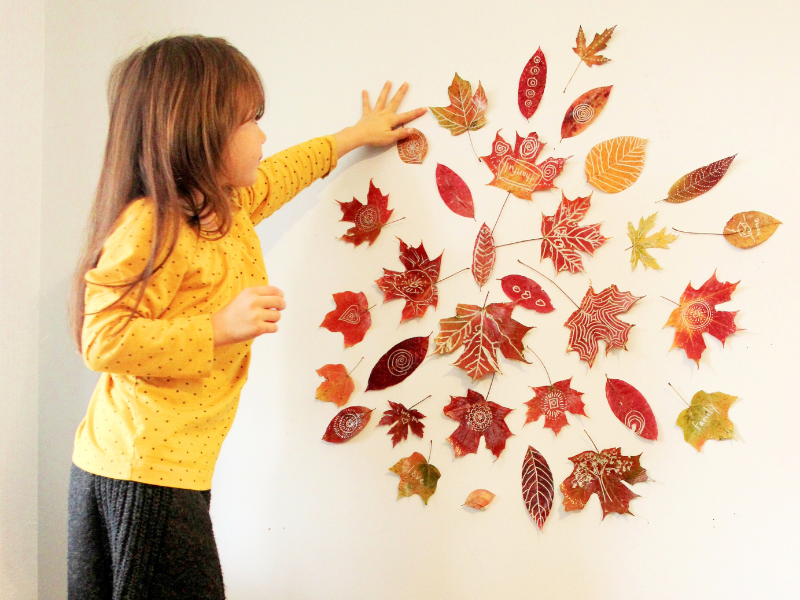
[723, 211, 781, 248]
[585, 136, 647, 193]
[518, 48, 547, 119]
[663, 155, 735, 203]
[522, 445, 554, 531]
[472, 223, 496, 288]
[366, 335, 429, 391]
[605, 378, 658, 440]
[436, 164, 474, 218]
[561, 86, 612, 140]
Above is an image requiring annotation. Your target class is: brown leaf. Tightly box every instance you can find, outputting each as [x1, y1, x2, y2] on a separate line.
[663, 155, 735, 203]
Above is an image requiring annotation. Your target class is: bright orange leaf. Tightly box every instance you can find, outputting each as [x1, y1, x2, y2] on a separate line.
[585, 136, 647, 193]
[315, 364, 355, 408]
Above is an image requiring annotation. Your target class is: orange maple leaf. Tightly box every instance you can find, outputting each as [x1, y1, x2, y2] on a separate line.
[564, 25, 616, 93]
[315, 364, 355, 408]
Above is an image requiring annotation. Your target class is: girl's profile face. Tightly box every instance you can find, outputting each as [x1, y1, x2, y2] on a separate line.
[221, 116, 267, 188]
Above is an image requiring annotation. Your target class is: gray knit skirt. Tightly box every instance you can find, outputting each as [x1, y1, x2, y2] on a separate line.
[68, 464, 225, 599]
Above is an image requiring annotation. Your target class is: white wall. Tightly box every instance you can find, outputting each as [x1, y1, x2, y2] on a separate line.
[0, 2, 43, 599]
[36, 1, 800, 599]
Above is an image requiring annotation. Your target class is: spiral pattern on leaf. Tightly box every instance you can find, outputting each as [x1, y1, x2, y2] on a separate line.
[519, 137, 540, 160]
[681, 300, 713, 330]
[572, 103, 594, 123]
[387, 349, 415, 376]
[624, 411, 646, 435]
[356, 206, 380, 232]
[467, 405, 493, 432]
[333, 412, 364, 438]
[494, 139, 511, 155]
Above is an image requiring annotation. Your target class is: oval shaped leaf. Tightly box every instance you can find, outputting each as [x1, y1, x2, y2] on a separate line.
[561, 85, 612, 140]
[723, 211, 781, 249]
[366, 335, 429, 391]
[322, 406, 372, 443]
[435, 163, 474, 218]
[471, 223, 496, 288]
[522, 445, 554, 531]
[605, 378, 658, 440]
[663, 155, 735, 203]
[499, 274, 554, 312]
[585, 136, 647, 193]
[464, 489, 496, 510]
[397, 128, 428, 165]
[518, 48, 547, 119]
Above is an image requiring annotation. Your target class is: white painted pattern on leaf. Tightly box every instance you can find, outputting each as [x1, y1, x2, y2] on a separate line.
[585, 136, 648, 193]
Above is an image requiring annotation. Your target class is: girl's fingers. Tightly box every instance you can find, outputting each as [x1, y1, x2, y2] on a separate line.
[257, 296, 286, 310]
[361, 90, 371, 115]
[261, 308, 282, 323]
[386, 82, 409, 112]
[375, 81, 392, 110]
[394, 107, 428, 127]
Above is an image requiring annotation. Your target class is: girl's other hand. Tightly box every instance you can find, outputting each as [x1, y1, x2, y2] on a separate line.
[211, 286, 286, 347]
[333, 81, 427, 157]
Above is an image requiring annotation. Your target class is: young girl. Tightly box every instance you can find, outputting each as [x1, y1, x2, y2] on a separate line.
[67, 34, 425, 599]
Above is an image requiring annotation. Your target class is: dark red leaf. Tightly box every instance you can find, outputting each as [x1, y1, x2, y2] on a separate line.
[378, 400, 426, 446]
[337, 180, 393, 246]
[525, 378, 586, 435]
[605, 378, 658, 440]
[375, 239, 442, 322]
[319, 291, 371, 347]
[444, 389, 513, 458]
[435, 163, 475, 218]
[366, 335, 429, 391]
[518, 48, 547, 120]
[522, 445, 554, 531]
[499, 275, 554, 312]
[322, 406, 373, 443]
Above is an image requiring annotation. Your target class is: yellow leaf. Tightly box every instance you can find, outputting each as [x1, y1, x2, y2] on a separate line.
[627, 213, 678, 271]
[723, 211, 781, 249]
[585, 136, 647, 193]
[676, 391, 737, 451]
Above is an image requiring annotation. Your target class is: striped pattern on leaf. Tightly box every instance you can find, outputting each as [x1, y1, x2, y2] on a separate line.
[471, 223, 496, 288]
[585, 136, 647, 193]
[522, 445, 554, 531]
[663, 155, 735, 203]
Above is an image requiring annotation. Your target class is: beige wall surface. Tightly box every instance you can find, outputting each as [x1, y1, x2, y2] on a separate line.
[28, 0, 800, 599]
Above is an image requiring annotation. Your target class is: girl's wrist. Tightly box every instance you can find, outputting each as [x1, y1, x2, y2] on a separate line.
[332, 126, 361, 158]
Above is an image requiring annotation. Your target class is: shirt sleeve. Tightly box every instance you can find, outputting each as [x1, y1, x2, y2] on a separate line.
[81, 200, 215, 379]
[235, 135, 338, 226]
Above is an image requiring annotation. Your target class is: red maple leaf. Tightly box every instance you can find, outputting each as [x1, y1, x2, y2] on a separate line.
[565, 285, 642, 367]
[444, 389, 513, 458]
[434, 302, 533, 381]
[560, 447, 648, 519]
[319, 291, 371, 347]
[378, 401, 426, 447]
[525, 378, 586, 435]
[540, 192, 607, 274]
[337, 180, 393, 246]
[376, 240, 442, 322]
[481, 131, 568, 200]
[664, 272, 740, 367]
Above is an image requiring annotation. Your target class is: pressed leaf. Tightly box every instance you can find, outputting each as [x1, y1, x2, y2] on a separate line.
[585, 136, 647, 193]
[337, 180, 393, 246]
[561, 86, 612, 140]
[434, 302, 533, 381]
[322, 406, 372, 443]
[565, 284, 642, 367]
[522, 445, 554, 531]
[541, 192, 607, 274]
[677, 390, 738, 451]
[605, 378, 658, 440]
[376, 239, 442, 322]
[378, 401, 426, 447]
[482, 131, 568, 200]
[464, 489, 496, 510]
[471, 223, 496, 288]
[664, 272, 739, 367]
[389, 452, 441, 505]
[573, 25, 616, 67]
[397, 128, 428, 164]
[320, 291, 371, 348]
[366, 335, 429, 391]
[525, 378, 586, 435]
[663, 155, 735, 203]
[561, 447, 648, 519]
[444, 389, 513, 458]
[627, 213, 678, 271]
[723, 211, 781, 249]
[435, 163, 474, 218]
[429, 73, 487, 136]
[499, 274, 554, 312]
[315, 364, 355, 408]
[518, 48, 547, 119]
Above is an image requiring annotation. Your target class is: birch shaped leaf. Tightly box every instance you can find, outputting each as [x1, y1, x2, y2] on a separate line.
[605, 378, 658, 440]
[522, 445, 554, 531]
[518, 48, 547, 119]
[561, 86, 612, 140]
[471, 223, 496, 289]
[723, 211, 781, 248]
[663, 155, 735, 203]
[585, 136, 647, 193]
[436, 163, 474, 218]
[627, 213, 678, 271]
[429, 73, 487, 136]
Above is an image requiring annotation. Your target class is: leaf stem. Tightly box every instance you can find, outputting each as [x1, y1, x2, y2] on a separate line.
[518, 260, 579, 309]
[491, 193, 510, 236]
[384, 217, 407, 227]
[427, 440, 433, 463]
[584, 430, 600, 453]
[485, 372, 496, 402]
[668, 383, 690, 407]
[438, 267, 469, 284]
[347, 357, 364, 377]
[496, 237, 543, 249]
[660, 296, 679, 306]
[367, 304, 377, 311]
[563, 60, 581, 93]
[525, 346, 551, 386]
[467, 130, 481, 162]
[671, 227, 730, 236]
[409, 395, 432, 410]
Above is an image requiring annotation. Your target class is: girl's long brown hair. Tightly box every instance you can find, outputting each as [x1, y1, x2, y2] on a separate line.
[69, 35, 265, 351]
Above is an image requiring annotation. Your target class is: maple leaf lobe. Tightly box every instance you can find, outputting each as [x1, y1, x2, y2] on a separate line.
[444, 389, 513, 458]
[337, 180, 393, 246]
[376, 239, 442, 322]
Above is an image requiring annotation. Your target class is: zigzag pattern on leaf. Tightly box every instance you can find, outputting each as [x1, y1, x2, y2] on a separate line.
[471, 223, 496, 288]
[522, 445, 554, 531]
[585, 136, 647, 193]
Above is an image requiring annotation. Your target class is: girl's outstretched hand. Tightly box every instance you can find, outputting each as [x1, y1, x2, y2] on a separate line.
[333, 81, 427, 157]
[211, 286, 286, 347]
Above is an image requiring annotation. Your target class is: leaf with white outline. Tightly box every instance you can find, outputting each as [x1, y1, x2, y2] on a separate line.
[522, 445, 554, 531]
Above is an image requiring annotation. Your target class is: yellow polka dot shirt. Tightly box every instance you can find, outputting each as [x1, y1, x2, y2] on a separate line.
[73, 136, 337, 490]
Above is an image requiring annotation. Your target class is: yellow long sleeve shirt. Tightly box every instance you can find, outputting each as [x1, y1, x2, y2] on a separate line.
[73, 136, 337, 490]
